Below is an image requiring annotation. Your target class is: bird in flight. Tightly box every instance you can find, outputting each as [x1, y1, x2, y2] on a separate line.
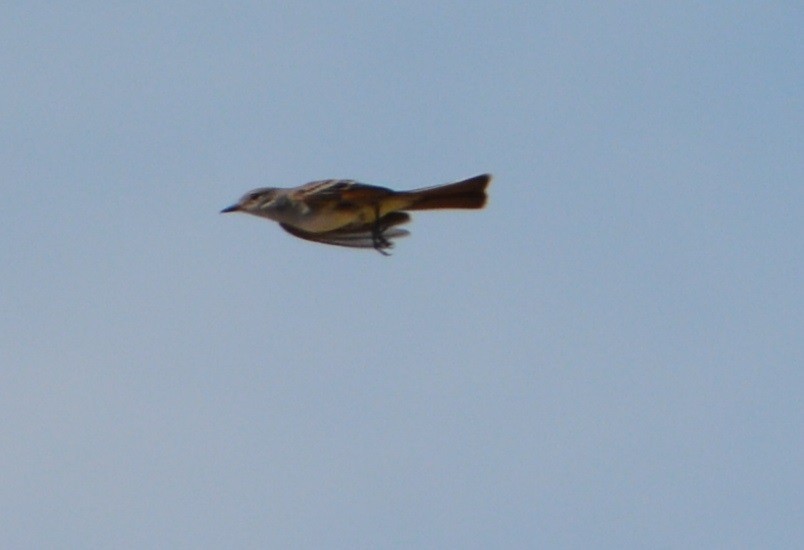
[221, 174, 491, 254]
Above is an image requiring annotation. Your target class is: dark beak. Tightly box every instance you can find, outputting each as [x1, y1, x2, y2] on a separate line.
[220, 204, 240, 213]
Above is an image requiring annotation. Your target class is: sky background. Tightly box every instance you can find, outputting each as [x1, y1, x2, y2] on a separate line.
[2, 2, 802, 548]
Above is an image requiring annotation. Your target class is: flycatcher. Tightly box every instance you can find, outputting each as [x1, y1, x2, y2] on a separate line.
[221, 173, 491, 254]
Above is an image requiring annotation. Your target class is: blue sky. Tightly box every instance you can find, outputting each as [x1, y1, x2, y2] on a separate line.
[2, 2, 802, 547]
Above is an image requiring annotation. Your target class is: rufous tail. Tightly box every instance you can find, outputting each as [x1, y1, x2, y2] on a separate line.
[405, 174, 491, 210]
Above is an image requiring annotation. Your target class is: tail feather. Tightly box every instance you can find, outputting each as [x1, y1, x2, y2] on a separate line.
[405, 174, 491, 210]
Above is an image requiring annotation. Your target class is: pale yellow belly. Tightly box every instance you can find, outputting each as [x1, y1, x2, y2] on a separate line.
[291, 197, 414, 233]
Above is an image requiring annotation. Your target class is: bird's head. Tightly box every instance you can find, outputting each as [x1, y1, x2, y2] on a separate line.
[221, 188, 284, 216]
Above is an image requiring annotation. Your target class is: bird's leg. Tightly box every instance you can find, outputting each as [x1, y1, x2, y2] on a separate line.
[371, 205, 392, 256]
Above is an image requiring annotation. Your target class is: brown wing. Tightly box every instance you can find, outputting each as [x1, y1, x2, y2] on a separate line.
[294, 180, 396, 209]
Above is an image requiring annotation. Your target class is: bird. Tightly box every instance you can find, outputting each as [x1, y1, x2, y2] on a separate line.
[221, 173, 491, 254]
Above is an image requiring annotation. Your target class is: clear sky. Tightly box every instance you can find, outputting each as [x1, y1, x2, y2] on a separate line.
[2, 2, 802, 548]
